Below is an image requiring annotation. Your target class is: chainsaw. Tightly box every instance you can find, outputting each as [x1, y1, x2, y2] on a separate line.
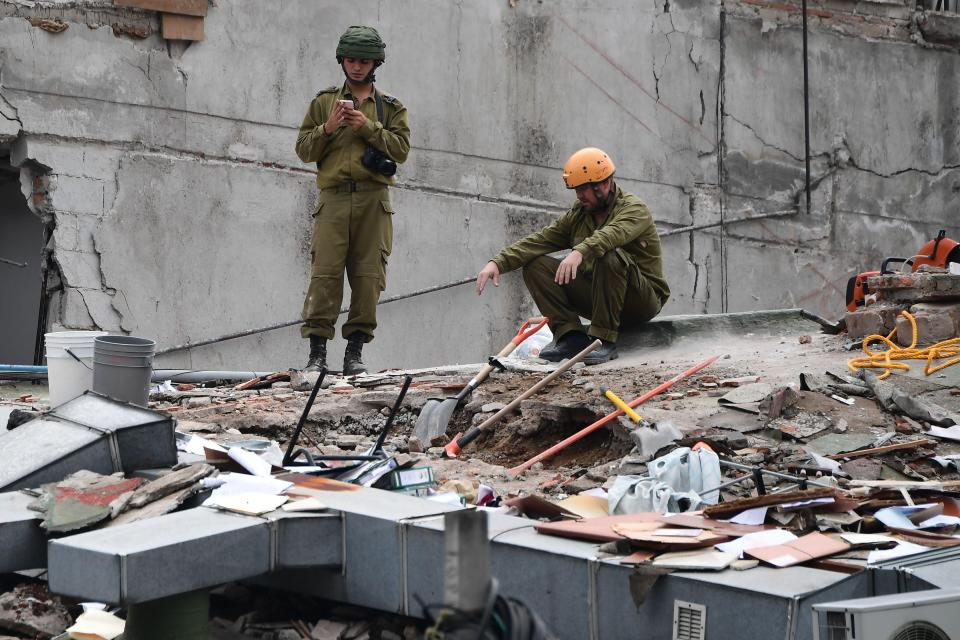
[845, 229, 960, 312]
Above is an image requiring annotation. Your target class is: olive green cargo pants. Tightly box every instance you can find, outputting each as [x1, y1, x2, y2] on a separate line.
[301, 185, 392, 342]
[522, 252, 662, 343]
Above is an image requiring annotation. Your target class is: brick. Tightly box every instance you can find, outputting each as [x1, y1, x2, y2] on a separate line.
[869, 272, 960, 303]
[843, 303, 905, 339]
[161, 13, 204, 41]
[894, 302, 960, 346]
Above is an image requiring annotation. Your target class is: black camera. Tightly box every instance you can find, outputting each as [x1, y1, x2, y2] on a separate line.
[362, 144, 397, 177]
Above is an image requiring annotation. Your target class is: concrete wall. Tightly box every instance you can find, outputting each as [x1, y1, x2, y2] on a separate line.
[0, 0, 957, 370]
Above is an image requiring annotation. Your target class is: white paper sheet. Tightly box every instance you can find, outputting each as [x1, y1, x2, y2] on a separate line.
[918, 515, 960, 528]
[840, 533, 896, 546]
[928, 425, 960, 442]
[715, 529, 797, 559]
[202, 473, 292, 507]
[179, 434, 227, 456]
[227, 447, 273, 477]
[207, 492, 289, 516]
[66, 609, 126, 640]
[281, 497, 327, 512]
[867, 541, 932, 565]
[874, 504, 938, 530]
[728, 506, 768, 526]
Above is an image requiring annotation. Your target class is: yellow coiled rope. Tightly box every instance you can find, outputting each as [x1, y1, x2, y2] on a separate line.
[847, 310, 960, 380]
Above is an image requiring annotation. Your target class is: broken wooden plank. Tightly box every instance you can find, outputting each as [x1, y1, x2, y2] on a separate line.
[161, 13, 204, 41]
[826, 438, 937, 461]
[702, 488, 837, 519]
[115, 0, 208, 17]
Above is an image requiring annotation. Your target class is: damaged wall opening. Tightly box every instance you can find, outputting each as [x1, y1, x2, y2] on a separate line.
[0, 152, 44, 364]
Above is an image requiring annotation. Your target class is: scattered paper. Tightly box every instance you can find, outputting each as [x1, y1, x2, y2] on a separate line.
[715, 529, 797, 559]
[207, 492, 288, 516]
[179, 434, 227, 457]
[580, 487, 609, 499]
[557, 494, 609, 519]
[67, 609, 125, 640]
[281, 497, 327, 512]
[868, 541, 932, 565]
[874, 504, 940, 530]
[806, 450, 842, 473]
[840, 533, 896, 546]
[918, 515, 960, 528]
[202, 473, 292, 508]
[227, 447, 273, 477]
[727, 506, 768, 526]
[652, 549, 738, 571]
[928, 425, 960, 442]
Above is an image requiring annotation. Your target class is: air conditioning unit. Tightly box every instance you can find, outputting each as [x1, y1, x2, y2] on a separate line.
[812, 589, 960, 640]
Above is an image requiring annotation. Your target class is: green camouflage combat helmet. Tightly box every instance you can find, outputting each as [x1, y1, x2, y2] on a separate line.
[336, 25, 386, 63]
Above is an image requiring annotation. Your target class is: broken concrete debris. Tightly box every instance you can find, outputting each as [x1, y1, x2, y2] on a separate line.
[4, 299, 960, 637]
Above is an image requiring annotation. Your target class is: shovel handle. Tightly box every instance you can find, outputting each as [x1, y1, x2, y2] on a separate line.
[447, 339, 601, 456]
[511, 316, 549, 346]
[457, 317, 551, 400]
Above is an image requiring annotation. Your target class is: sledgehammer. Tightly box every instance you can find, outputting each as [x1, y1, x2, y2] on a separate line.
[444, 339, 601, 457]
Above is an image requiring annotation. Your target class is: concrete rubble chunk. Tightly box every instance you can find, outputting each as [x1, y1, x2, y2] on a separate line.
[843, 302, 906, 340]
[869, 272, 960, 304]
[0, 584, 72, 639]
[127, 463, 216, 509]
[37, 470, 144, 533]
[893, 302, 960, 346]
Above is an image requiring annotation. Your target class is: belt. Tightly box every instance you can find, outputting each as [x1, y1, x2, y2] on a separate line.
[328, 180, 386, 193]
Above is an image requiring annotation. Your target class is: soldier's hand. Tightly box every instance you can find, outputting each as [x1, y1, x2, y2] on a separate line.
[555, 250, 583, 285]
[343, 108, 368, 131]
[323, 102, 347, 135]
[476, 261, 500, 295]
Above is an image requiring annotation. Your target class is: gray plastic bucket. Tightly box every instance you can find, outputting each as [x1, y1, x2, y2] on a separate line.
[92, 335, 155, 406]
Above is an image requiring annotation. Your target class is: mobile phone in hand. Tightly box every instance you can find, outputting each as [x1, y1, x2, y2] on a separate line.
[338, 99, 354, 110]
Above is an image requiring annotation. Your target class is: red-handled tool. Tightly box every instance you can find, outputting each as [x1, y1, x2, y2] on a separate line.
[412, 318, 549, 445]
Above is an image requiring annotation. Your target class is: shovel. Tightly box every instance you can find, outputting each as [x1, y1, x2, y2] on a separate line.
[412, 317, 549, 445]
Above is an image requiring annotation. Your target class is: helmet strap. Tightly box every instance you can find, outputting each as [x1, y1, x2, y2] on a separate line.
[339, 60, 382, 85]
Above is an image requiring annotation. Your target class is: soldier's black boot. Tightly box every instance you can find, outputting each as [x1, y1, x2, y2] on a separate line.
[304, 336, 327, 373]
[343, 333, 367, 376]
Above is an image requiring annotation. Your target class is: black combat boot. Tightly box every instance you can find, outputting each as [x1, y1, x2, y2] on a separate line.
[343, 332, 367, 376]
[583, 339, 618, 365]
[539, 330, 591, 362]
[304, 335, 327, 373]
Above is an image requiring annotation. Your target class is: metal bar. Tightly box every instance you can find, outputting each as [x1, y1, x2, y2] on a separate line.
[283, 368, 327, 466]
[0, 256, 27, 268]
[719, 459, 833, 489]
[0, 364, 48, 373]
[802, 0, 811, 214]
[155, 276, 476, 356]
[659, 209, 796, 238]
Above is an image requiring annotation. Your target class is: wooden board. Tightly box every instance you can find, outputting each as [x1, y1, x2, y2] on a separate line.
[161, 13, 204, 41]
[115, 0, 208, 17]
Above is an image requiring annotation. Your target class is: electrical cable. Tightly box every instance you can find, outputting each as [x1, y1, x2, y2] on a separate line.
[847, 310, 960, 379]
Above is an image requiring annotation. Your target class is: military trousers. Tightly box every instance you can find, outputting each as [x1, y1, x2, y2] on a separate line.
[522, 252, 661, 343]
[301, 185, 392, 342]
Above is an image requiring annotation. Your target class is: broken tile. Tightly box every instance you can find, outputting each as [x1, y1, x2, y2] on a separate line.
[0, 584, 72, 639]
[38, 470, 144, 533]
[805, 433, 876, 457]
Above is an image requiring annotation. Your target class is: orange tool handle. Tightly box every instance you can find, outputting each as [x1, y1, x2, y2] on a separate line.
[511, 317, 549, 346]
[509, 354, 721, 476]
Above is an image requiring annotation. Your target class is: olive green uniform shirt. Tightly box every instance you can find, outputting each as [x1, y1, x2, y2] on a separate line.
[295, 83, 410, 188]
[491, 187, 670, 305]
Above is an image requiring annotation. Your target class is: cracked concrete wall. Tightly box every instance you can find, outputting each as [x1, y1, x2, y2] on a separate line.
[0, 0, 957, 370]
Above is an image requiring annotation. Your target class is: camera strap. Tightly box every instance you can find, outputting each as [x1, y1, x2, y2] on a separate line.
[373, 89, 384, 125]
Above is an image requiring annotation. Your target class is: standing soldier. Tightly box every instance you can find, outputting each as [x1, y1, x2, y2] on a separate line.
[475, 148, 669, 364]
[295, 26, 410, 375]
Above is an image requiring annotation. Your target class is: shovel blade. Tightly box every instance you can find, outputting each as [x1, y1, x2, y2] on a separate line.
[413, 397, 460, 445]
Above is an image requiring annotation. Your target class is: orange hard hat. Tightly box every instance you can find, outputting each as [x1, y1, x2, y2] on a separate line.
[562, 148, 615, 188]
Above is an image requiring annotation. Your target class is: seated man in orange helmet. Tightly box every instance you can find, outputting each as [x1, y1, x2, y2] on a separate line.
[475, 148, 669, 364]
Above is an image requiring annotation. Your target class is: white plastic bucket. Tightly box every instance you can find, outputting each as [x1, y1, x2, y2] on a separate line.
[44, 331, 109, 407]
